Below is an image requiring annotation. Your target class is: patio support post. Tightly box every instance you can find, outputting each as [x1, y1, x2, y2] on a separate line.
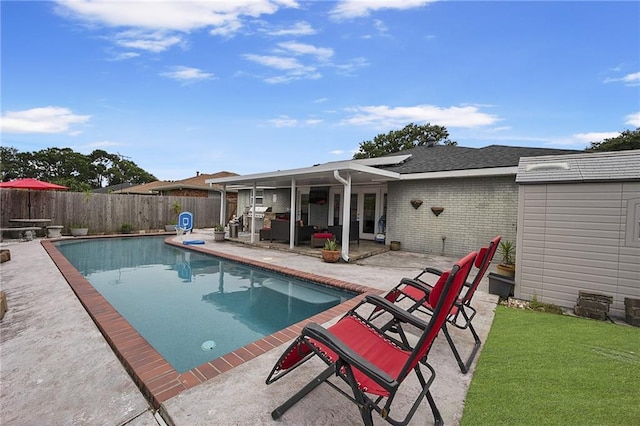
[250, 182, 257, 243]
[333, 170, 351, 262]
[289, 178, 296, 250]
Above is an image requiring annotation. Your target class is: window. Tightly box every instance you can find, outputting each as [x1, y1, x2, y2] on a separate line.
[250, 189, 264, 206]
[626, 198, 640, 247]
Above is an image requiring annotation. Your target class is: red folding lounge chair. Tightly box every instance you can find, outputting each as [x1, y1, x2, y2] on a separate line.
[379, 236, 501, 374]
[265, 251, 477, 426]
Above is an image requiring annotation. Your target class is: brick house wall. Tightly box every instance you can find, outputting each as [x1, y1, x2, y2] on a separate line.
[386, 175, 518, 257]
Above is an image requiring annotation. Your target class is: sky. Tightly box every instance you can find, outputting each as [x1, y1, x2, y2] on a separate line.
[1, 0, 639, 182]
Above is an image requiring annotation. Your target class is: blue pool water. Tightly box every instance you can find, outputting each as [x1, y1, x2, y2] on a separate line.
[55, 236, 355, 373]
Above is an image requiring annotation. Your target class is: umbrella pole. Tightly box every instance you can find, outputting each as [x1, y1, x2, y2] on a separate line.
[28, 190, 32, 219]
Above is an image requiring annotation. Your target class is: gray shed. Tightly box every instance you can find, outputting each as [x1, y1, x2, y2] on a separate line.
[515, 149, 640, 318]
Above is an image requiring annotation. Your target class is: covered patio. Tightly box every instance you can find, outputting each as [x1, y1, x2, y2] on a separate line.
[226, 231, 391, 262]
[206, 156, 406, 262]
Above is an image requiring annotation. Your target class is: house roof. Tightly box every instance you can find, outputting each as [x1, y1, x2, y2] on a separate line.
[379, 145, 582, 175]
[516, 149, 640, 183]
[206, 144, 582, 188]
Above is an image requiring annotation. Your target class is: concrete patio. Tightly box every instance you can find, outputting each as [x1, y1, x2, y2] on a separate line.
[0, 232, 500, 425]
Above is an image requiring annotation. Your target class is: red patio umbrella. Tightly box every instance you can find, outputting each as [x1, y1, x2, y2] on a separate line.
[0, 178, 69, 219]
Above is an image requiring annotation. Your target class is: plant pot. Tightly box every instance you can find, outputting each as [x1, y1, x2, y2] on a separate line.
[214, 231, 226, 242]
[70, 228, 88, 237]
[496, 263, 515, 279]
[488, 272, 515, 299]
[390, 241, 401, 251]
[321, 249, 341, 263]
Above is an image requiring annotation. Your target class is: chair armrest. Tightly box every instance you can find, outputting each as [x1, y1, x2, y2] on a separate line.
[363, 294, 429, 330]
[399, 277, 434, 295]
[423, 267, 444, 276]
[303, 323, 398, 392]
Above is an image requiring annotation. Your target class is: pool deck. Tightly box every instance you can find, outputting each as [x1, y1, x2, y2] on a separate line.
[0, 231, 500, 425]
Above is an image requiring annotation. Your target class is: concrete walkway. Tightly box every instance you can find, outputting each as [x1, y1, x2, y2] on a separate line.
[0, 233, 499, 425]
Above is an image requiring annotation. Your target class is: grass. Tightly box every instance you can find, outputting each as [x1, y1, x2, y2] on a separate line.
[461, 306, 640, 425]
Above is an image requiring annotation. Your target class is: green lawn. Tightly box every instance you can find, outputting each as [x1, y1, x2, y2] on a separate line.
[461, 306, 640, 425]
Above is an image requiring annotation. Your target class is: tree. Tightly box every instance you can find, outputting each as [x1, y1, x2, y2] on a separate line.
[587, 128, 640, 152]
[353, 123, 457, 159]
[0, 146, 157, 191]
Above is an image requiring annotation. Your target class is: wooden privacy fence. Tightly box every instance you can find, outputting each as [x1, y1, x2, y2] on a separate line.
[0, 189, 222, 235]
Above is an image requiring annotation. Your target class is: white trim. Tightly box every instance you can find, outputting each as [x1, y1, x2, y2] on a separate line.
[399, 166, 517, 180]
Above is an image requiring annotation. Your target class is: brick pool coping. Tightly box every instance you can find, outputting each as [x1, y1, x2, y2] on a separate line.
[41, 236, 382, 409]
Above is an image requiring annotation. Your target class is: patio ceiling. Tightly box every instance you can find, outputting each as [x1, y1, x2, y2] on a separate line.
[205, 157, 407, 189]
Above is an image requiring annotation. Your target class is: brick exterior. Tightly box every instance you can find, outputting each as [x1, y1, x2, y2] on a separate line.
[386, 176, 518, 257]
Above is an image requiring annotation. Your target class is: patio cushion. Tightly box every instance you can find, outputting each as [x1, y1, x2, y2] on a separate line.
[313, 232, 333, 239]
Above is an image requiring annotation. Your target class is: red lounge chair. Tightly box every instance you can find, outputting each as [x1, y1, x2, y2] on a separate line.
[265, 251, 477, 426]
[379, 236, 501, 374]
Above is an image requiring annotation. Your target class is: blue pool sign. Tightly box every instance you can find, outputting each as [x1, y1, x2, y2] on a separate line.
[178, 211, 193, 231]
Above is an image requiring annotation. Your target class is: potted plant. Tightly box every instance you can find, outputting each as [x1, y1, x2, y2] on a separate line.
[70, 190, 91, 236]
[321, 238, 341, 263]
[70, 225, 89, 237]
[213, 224, 225, 242]
[496, 240, 516, 278]
[121, 223, 134, 234]
[166, 201, 182, 232]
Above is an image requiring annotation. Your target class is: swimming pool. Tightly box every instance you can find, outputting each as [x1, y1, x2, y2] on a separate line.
[54, 236, 356, 373]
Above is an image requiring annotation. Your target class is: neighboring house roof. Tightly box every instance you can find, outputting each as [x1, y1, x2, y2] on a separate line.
[151, 171, 239, 192]
[112, 180, 170, 194]
[380, 145, 582, 175]
[92, 182, 136, 194]
[517, 149, 640, 184]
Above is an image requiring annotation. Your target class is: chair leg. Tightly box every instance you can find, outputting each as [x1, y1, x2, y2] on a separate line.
[442, 322, 481, 374]
[271, 365, 335, 420]
[425, 390, 444, 426]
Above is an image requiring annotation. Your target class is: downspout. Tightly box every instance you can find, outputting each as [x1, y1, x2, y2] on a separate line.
[210, 183, 226, 228]
[333, 170, 351, 262]
[289, 178, 296, 250]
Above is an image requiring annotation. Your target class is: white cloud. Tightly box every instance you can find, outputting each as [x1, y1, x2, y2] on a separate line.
[107, 51, 140, 61]
[305, 119, 323, 125]
[244, 54, 303, 70]
[266, 21, 316, 36]
[333, 57, 369, 75]
[269, 116, 297, 127]
[160, 66, 215, 83]
[549, 132, 622, 147]
[243, 53, 320, 83]
[277, 41, 334, 61]
[330, 0, 436, 20]
[0, 106, 91, 134]
[604, 71, 640, 86]
[113, 30, 184, 52]
[341, 104, 500, 129]
[55, 0, 299, 32]
[625, 111, 640, 127]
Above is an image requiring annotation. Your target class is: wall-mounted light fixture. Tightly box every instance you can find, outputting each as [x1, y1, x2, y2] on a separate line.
[431, 207, 444, 216]
[410, 199, 423, 209]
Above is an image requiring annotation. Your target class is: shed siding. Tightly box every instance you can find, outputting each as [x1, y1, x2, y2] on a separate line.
[517, 182, 640, 318]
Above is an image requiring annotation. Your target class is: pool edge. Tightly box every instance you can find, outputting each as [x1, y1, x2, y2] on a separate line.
[41, 237, 382, 409]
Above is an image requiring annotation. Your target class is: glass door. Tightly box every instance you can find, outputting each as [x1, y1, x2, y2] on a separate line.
[329, 187, 385, 241]
[361, 192, 377, 239]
